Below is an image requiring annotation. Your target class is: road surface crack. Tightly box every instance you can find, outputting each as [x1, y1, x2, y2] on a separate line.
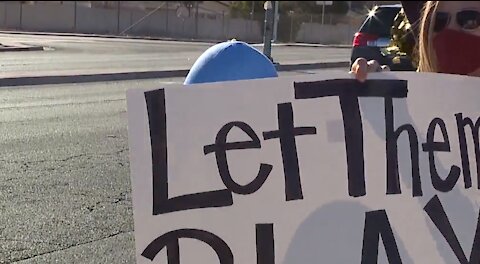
[9, 230, 133, 263]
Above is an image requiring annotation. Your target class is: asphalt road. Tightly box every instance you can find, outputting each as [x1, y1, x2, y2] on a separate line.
[0, 33, 351, 78]
[0, 68, 347, 263]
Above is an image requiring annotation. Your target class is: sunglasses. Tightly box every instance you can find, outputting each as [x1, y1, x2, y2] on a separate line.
[434, 10, 480, 32]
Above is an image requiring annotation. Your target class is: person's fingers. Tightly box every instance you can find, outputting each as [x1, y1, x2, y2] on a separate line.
[350, 58, 388, 82]
[367, 60, 381, 72]
[351, 58, 369, 82]
[351, 58, 368, 73]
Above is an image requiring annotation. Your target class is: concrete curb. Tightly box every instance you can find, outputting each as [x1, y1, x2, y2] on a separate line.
[276, 61, 350, 71]
[282, 43, 352, 49]
[0, 45, 44, 52]
[0, 61, 349, 87]
[0, 70, 189, 87]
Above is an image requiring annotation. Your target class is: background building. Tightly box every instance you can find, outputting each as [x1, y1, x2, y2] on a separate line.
[0, 1, 400, 44]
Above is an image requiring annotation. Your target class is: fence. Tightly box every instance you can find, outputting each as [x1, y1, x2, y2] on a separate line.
[0, 1, 263, 42]
[0, 1, 363, 45]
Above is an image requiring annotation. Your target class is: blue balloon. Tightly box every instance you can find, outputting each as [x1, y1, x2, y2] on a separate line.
[184, 40, 278, 85]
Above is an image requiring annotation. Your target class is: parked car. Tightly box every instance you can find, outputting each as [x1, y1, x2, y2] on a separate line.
[351, 4, 416, 71]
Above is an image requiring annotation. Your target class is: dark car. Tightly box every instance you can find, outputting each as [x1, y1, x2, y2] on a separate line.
[351, 4, 416, 71]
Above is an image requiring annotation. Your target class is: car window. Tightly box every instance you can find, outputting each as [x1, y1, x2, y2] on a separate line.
[359, 7, 402, 37]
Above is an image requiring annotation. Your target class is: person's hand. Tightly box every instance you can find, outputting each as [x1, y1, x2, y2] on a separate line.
[350, 58, 390, 82]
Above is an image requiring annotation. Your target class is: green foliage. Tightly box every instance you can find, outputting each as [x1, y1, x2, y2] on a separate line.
[388, 8, 418, 67]
[280, 1, 349, 15]
[230, 1, 264, 18]
[180, 1, 196, 8]
[326, 1, 349, 15]
[230, 1, 350, 18]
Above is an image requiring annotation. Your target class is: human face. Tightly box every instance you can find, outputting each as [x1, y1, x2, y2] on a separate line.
[435, 1, 480, 35]
[434, 1, 480, 76]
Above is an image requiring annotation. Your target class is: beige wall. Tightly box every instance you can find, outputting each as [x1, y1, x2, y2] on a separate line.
[296, 22, 362, 44]
[0, 2, 359, 44]
[0, 2, 262, 41]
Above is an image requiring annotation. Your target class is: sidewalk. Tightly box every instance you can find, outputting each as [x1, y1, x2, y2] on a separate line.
[0, 30, 351, 87]
[0, 30, 352, 49]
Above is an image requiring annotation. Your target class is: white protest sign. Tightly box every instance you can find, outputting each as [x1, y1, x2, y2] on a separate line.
[127, 71, 480, 264]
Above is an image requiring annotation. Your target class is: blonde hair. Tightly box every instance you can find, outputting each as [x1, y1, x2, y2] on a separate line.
[417, 1, 440, 72]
